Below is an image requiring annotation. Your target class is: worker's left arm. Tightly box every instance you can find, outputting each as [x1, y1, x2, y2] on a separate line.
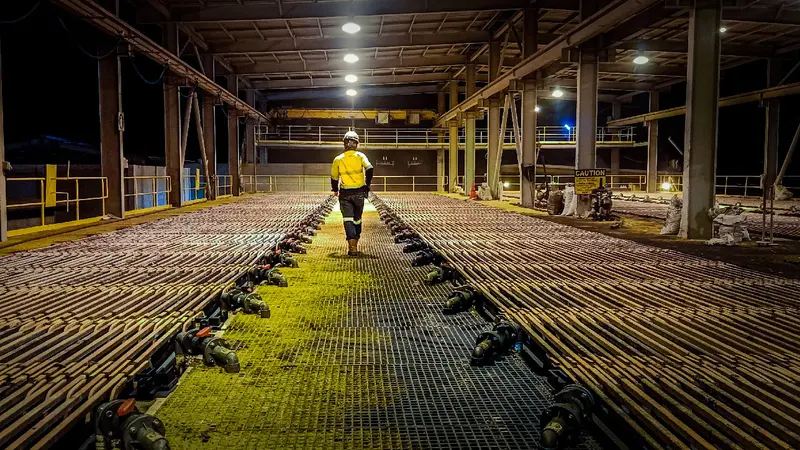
[330, 159, 340, 194]
[360, 153, 374, 190]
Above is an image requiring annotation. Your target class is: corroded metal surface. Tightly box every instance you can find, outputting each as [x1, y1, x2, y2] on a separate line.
[376, 193, 800, 450]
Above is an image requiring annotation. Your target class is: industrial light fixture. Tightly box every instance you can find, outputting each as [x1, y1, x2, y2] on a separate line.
[564, 124, 571, 131]
[342, 22, 361, 34]
[503, 181, 511, 188]
[344, 53, 359, 63]
[719, 26, 727, 33]
[345, 74, 358, 83]
[551, 87, 564, 98]
[632, 54, 650, 65]
[346, 89, 357, 96]
[534, 105, 541, 113]
[661, 181, 673, 191]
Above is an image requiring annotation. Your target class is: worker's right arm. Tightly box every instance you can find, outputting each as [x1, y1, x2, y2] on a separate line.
[330, 159, 340, 194]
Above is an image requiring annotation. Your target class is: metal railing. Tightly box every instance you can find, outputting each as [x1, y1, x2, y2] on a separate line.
[216, 175, 233, 198]
[124, 176, 171, 211]
[655, 175, 800, 196]
[238, 175, 448, 193]
[257, 125, 638, 147]
[6, 176, 108, 228]
[181, 175, 207, 203]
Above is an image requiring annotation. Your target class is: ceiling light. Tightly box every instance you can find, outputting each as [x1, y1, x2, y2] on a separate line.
[551, 87, 564, 98]
[346, 89, 357, 97]
[534, 105, 541, 113]
[633, 55, 650, 65]
[719, 26, 727, 33]
[345, 74, 358, 83]
[343, 53, 359, 63]
[342, 22, 361, 34]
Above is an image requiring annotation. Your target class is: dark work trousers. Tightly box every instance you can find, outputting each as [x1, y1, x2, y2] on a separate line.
[339, 189, 366, 240]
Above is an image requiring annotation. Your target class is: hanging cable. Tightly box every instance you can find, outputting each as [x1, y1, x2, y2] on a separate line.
[130, 57, 167, 85]
[0, 1, 41, 25]
[217, 103, 230, 119]
[56, 15, 122, 59]
[178, 86, 194, 98]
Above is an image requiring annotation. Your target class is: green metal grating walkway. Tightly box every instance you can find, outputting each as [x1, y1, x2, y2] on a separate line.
[154, 203, 600, 449]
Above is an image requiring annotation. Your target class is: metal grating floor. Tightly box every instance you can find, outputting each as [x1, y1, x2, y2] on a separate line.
[155, 204, 600, 449]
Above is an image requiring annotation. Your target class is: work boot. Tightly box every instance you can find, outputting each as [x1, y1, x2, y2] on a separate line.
[347, 239, 359, 256]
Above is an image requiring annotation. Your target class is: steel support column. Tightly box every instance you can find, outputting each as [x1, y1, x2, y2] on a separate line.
[487, 38, 501, 198]
[576, 49, 598, 170]
[610, 102, 621, 174]
[228, 76, 241, 196]
[646, 93, 659, 192]
[98, 53, 124, 218]
[163, 23, 182, 207]
[521, 8, 538, 208]
[245, 90, 256, 193]
[680, 3, 721, 239]
[0, 39, 6, 242]
[448, 78, 459, 192]
[202, 95, 217, 200]
[437, 90, 445, 191]
[201, 55, 217, 200]
[465, 63, 477, 193]
[763, 59, 781, 203]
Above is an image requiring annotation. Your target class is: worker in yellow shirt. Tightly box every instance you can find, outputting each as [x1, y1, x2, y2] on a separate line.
[331, 131, 374, 256]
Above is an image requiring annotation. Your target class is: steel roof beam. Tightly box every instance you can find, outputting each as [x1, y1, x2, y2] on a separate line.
[144, 0, 579, 24]
[608, 80, 800, 125]
[723, 8, 800, 26]
[51, 0, 266, 121]
[605, 4, 685, 44]
[253, 73, 452, 89]
[210, 31, 491, 54]
[599, 62, 687, 77]
[544, 78, 656, 91]
[613, 39, 775, 58]
[435, 0, 662, 127]
[261, 84, 443, 100]
[231, 55, 471, 75]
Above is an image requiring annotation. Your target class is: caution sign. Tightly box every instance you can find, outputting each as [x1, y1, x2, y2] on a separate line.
[574, 169, 606, 195]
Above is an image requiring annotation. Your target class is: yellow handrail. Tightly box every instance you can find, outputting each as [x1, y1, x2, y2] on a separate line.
[6, 176, 109, 228]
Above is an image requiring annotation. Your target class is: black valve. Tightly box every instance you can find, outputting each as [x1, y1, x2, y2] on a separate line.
[540, 385, 595, 449]
[286, 231, 312, 243]
[263, 250, 299, 269]
[470, 321, 520, 366]
[403, 239, 427, 253]
[176, 327, 240, 373]
[443, 286, 478, 314]
[413, 249, 442, 266]
[279, 238, 307, 254]
[249, 265, 288, 287]
[394, 230, 418, 243]
[96, 399, 169, 450]
[424, 264, 456, 285]
[220, 287, 270, 318]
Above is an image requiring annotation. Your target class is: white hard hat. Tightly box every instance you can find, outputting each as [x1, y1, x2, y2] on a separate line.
[343, 130, 360, 143]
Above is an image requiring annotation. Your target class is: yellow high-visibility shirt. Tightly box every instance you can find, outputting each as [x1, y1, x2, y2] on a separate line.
[331, 150, 373, 190]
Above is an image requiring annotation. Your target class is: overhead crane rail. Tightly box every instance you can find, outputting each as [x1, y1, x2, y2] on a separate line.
[0, 194, 332, 449]
[268, 108, 438, 121]
[374, 193, 800, 450]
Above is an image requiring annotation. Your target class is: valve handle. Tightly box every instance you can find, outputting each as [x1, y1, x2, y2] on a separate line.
[196, 327, 212, 338]
[117, 398, 136, 416]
